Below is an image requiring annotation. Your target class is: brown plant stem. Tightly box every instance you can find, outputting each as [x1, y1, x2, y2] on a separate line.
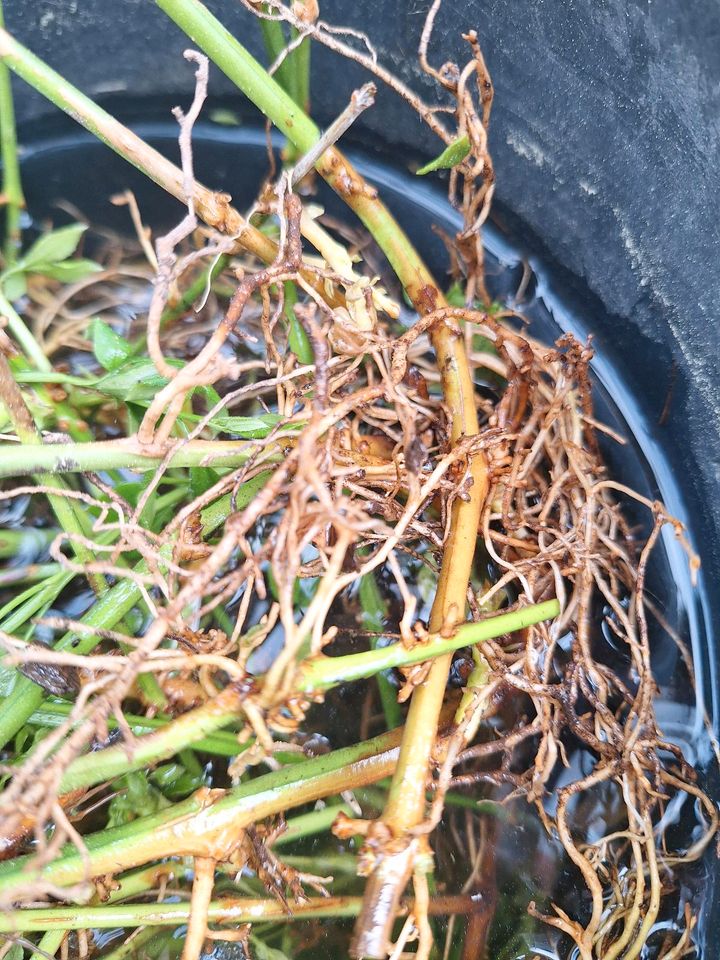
[183, 857, 216, 960]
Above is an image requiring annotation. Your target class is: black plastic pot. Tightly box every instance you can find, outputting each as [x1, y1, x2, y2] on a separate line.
[5, 1, 720, 954]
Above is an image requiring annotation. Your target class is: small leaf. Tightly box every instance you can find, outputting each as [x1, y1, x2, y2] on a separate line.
[445, 280, 466, 307]
[125, 401, 146, 435]
[210, 413, 283, 438]
[284, 280, 313, 364]
[288, 312, 313, 364]
[416, 135, 471, 175]
[90, 318, 133, 371]
[21, 223, 88, 269]
[37, 259, 102, 284]
[150, 762, 205, 799]
[190, 466, 220, 499]
[113, 480, 146, 508]
[108, 770, 169, 827]
[95, 358, 183, 402]
[293, 575, 319, 609]
[195, 384, 223, 410]
[2, 271, 27, 301]
[250, 937, 292, 960]
[3, 943, 23, 960]
[209, 108, 242, 126]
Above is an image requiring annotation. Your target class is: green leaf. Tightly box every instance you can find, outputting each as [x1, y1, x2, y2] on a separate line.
[288, 312, 313, 364]
[125, 401, 147, 435]
[2, 271, 26, 300]
[3, 943, 23, 960]
[107, 770, 169, 827]
[293, 576, 319, 609]
[359, 571, 386, 634]
[445, 280, 466, 307]
[91, 318, 134, 372]
[250, 937, 292, 960]
[20, 223, 88, 270]
[195, 384, 223, 409]
[0, 661, 18, 698]
[190, 466, 220, 499]
[416, 562, 437, 607]
[150, 761, 205, 800]
[209, 107, 242, 126]
[37, 258, 102, 284]
[0, 224, 100, 298]
[416, 135, 471, 175]
[95, 358, 183, 402]
[284, 281, 313, 364]
[210, 413, 283, 438]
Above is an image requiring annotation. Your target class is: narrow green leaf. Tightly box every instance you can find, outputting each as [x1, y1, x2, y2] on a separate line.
[416, 135, 471, 175]
[210, 413, 282, 438]
[95, 358, 182, 402]
[150, 762, 205, 799]
[189, 466, 220, 498]
[209, 107, 241, 126]
[90, 318, 133, 371]
[37, 258, 102, 284]
[284, 282, 313, 364]
[20, 222, 87, 269]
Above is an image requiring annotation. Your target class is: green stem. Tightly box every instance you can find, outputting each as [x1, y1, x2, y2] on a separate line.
[99, 928, 168, 960]
[26, 865, 172, 960]
[0, 288, 51, 371]
[274, 803, 353, 846]
[0, 0, 23, 266]
[28, 700, 242, 758]
[0, 893, 478, 932]
[0, 562, 59, 587]
[298, 600, 559, 692]
[0, 436, 272, 478]
[0, 26, 282, 268]
[0, 724, 403, 892]
[259, 8, 310, 162]
[0, 534, 116, 635]
[159, 0, 316, 149]
[292, 24, 311, 113]
[0, 898, 372, 932]
[29, 931, 65, 960]
[259, 10, 295, 100]
[0, 350, 107, 593]
[32, 600, 557, 797]
[57, 683, 247, 793]
[0, 527, 56, 558]
[359, 569, 402, 730]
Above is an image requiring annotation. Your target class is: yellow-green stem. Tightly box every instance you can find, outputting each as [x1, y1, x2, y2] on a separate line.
[0, 725, 404, 892]
[0, 0, 23, 265]
[1, 893, 479, 932]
